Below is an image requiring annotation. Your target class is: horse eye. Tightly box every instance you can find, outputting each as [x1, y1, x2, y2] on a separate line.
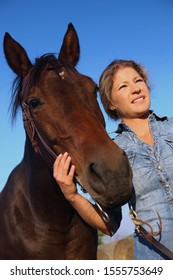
[28, 98, 41, 109]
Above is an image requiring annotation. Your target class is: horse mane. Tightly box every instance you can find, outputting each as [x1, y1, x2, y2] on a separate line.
[10, 53, 62, 123]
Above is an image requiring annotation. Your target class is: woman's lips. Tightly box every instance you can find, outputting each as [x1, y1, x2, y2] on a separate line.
[132, 96, 144, 103]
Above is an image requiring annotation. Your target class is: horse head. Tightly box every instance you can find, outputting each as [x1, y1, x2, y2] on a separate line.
[3, 23, 132, 208]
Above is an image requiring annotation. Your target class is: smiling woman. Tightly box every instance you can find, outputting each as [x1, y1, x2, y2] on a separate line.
[98, 59, 173, 260]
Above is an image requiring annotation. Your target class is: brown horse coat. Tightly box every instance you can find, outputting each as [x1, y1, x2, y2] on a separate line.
[1, 23, 132, 259]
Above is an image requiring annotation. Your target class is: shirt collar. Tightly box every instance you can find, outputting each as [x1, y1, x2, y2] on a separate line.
[115, 110, 168, 134]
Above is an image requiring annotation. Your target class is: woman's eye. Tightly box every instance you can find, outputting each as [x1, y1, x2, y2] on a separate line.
[28, 98, 42, 109]
[136, 78, 143, 83]
[119, 84, 126, 90]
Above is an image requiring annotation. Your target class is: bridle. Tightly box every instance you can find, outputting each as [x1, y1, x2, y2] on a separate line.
[22, 100, 114, 235]
[22, 101, 57, 160]
[21, 72, 113, 235]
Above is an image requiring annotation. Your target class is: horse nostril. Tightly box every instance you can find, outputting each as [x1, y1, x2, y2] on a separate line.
[88, 162, 105, 193]
[89, 163, 102, 181]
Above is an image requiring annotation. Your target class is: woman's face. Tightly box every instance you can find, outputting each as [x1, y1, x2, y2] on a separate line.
[110, 67, 150, 120]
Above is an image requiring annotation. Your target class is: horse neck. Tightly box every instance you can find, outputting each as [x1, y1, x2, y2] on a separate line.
[22, 137, 73, 224]
[23, 136, 52, 179]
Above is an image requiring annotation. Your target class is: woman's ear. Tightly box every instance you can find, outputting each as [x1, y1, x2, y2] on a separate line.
[109, 104, 116, 110]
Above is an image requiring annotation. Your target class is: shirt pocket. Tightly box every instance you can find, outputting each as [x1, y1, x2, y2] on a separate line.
[161, 136, 173, 179]
[126, 147, 151, 172]
[162, 135, 173, 160]
[163, 135, 173, 147]
[125, 147, 154, 198]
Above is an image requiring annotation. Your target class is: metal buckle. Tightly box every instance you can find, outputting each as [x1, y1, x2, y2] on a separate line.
[95, 202, 110, 224]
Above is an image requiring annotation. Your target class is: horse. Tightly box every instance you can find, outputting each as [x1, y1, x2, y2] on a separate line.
[1, 23, 132, 259]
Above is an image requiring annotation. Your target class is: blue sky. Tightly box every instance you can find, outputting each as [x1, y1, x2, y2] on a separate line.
[1, 0, 173, 239]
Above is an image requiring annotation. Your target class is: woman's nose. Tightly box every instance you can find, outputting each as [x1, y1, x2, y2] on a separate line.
[130, 83, 141, 94]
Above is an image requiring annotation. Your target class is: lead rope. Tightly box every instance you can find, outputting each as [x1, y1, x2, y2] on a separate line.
[129, 204, 173, 259]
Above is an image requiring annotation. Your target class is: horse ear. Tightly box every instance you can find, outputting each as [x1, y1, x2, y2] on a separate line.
[3, 32, 32, 78]
[58, 23, 80, 66]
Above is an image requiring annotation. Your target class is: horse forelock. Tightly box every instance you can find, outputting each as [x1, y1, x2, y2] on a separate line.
[10, 53, 76, 123]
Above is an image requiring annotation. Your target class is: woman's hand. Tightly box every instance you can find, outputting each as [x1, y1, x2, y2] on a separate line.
[53, 153, 111, 235]
[53, 152, 77, 202]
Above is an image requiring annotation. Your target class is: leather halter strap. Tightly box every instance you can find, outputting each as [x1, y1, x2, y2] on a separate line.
[129, 206, 173, 259]
[22, 102, 57, 160]
[21, 69, 57, 160]
[136, 225, 173, 259]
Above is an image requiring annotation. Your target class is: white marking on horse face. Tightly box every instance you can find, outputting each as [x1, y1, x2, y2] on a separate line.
[59, 71, 65, 79]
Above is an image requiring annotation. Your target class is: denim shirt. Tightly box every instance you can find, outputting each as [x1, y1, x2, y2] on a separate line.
[114, 111, 173, 259]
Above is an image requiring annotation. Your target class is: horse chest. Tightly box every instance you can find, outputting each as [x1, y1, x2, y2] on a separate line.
[0, 202, 97, 259]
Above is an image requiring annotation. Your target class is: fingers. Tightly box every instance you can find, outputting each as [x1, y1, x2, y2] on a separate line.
[53, 152, 77, 201]
[68, 164, 75, 178]
[53, 152, 75, 185]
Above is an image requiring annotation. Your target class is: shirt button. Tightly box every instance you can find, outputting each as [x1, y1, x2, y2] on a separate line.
[157, 165, 161, 170]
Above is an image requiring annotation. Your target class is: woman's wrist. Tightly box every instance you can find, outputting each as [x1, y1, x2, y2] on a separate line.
[67, 192, 81, 204]
[64, 189, 78, 203]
